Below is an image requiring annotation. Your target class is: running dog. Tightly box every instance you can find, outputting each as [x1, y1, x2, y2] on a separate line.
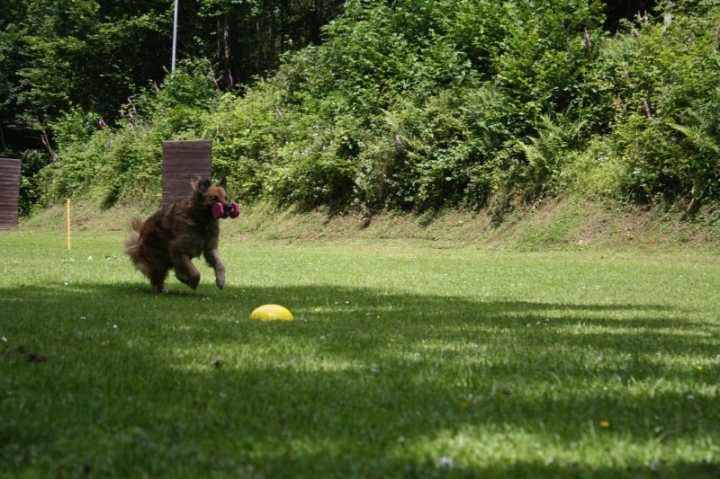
[124, 177, 239, 293]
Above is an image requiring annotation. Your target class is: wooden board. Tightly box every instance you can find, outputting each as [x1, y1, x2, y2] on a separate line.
[161, 140, 212, 207]
[0, 158, 21, 230]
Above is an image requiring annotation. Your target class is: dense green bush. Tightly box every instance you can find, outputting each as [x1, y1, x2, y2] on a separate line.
[581, 1, 720, 213]
[39, 60, 221, 207]
[37, 0, 720, 217]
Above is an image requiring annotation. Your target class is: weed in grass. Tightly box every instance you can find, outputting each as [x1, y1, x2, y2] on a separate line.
[1, 231, 719, 477]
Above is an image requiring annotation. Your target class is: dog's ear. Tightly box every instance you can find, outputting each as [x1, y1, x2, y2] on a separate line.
[193, 178, 212, 195]
[216, 177, 227, 190]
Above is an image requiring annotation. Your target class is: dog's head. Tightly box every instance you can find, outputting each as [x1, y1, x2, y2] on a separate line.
[193, 177, 239, 219]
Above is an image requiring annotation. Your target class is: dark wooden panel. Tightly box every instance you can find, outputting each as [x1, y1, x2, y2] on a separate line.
[0, 158, 21, 230]
[161, 140, 212, 207]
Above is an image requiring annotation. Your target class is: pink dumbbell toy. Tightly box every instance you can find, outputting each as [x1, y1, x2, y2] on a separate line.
[229, 202, 240, 218]
[212, 202, 241, 220]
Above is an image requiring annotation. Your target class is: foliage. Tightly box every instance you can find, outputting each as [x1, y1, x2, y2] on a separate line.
[38, 60, 222, 207]
[201, 0, 607, 212]
[16, 0, 720, 218]
[1, 0, 346, 212]
[3, 0, 344, 133]
[8, 0, 169, 129]
[514, 115, 588, 199]
[584, 2, 720, 213]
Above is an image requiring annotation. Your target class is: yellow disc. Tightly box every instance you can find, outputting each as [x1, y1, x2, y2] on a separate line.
[249, 304, 294, 321]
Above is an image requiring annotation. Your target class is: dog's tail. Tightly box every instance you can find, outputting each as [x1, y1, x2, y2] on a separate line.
[124, 218, 144, 264]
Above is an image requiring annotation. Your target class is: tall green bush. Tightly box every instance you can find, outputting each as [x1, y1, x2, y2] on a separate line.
[581, 2, 720, 212]
[40, 60, 221, 206]
[38, 0, 720, 218]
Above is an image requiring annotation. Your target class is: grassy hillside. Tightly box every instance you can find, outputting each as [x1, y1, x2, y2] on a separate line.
[20, 196, 720, 254]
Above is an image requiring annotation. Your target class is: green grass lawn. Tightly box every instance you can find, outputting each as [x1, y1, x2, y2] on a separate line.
[1, 230, 719, 478]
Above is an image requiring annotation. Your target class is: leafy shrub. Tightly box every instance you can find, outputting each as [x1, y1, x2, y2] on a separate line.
[38, 60, 221, 207]
[583, 3, 720, 212]
[35, 0, 720, 219]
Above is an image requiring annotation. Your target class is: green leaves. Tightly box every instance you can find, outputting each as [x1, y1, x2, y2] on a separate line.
[590, 4, 720, 207]
[29, 0, 720, 217]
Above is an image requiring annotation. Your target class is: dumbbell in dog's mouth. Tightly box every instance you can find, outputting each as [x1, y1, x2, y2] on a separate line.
[211, 202, 240, 219]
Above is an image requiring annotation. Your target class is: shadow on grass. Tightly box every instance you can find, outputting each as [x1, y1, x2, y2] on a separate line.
[2, 281, 719, 478]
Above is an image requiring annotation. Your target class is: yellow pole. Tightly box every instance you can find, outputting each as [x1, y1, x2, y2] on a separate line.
[66, 198, 71, 250]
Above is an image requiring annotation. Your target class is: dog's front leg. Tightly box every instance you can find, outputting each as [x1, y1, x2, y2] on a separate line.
[204, 249, 225, 289]
[172, 253, 201, 290]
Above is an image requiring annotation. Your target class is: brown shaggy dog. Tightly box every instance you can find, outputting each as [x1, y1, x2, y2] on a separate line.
[124, 177, 234, 293]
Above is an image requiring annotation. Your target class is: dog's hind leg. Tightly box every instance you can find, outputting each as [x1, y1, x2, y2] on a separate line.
[172, 253, 200, 290]
[150, 270, 169, 294]
[136, 254, 169, 293]
[204, 248, 225, 289]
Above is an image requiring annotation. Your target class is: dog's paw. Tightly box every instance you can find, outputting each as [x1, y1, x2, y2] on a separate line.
[215, 267, 226, 289]
[178, 273, 200, 290]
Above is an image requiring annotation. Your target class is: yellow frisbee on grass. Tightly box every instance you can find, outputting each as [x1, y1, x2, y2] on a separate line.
[249, 304, 294, 321]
